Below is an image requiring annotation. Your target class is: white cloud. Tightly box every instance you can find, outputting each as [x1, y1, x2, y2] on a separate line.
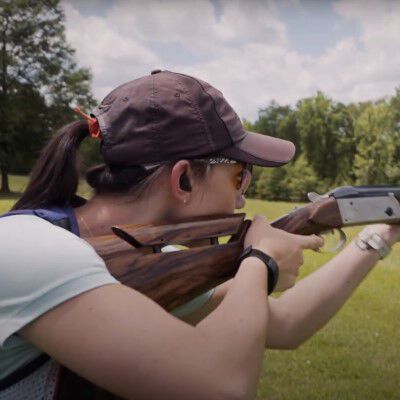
[313, 0, 400, 102]
[63, 2, 160, 100]
[176, 43, 314, 119]
[62, 0, 400, 121]
[106, 0, 287, 53]
[183, 0, 400, 118]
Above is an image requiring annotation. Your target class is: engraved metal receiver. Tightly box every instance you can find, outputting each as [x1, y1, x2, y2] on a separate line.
[308, 186, 400, 252]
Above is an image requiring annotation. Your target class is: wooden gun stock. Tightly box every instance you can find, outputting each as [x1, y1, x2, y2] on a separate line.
[85, 214, 251, 311]
[84, 198, 342, 310]
[85, 191, 395, 312]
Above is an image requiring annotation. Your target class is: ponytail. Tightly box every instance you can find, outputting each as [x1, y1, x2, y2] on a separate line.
[12, 120, 89, 210]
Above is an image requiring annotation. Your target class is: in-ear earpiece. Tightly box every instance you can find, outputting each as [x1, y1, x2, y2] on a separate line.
[179, 174, 192, 192]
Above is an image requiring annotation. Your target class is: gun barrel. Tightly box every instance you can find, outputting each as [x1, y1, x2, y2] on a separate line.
[329, 185, 400, 200]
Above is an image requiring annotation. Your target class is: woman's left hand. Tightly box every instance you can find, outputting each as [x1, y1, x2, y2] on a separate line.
[359, 223, 400, 247]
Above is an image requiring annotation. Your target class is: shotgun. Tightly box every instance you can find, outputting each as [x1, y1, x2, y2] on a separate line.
[85, 185, 400, 311]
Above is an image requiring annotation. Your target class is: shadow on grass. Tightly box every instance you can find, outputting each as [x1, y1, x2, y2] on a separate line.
[0, 191, 22, 199]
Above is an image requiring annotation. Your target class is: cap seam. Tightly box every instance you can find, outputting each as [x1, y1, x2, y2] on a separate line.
[150, 75, 160, 135]
[174, 76, 217, 152]
[175, 72, 235, 147]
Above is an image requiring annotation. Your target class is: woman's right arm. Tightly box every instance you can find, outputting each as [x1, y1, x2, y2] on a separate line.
[20, 235, 270, 400]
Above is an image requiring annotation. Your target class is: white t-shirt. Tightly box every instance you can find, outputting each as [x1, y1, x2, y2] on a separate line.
[0, 215, 119, 380]
[0, 215, 215, 381]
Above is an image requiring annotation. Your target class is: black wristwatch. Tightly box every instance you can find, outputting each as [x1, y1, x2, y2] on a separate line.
[238, 246, 279, 295]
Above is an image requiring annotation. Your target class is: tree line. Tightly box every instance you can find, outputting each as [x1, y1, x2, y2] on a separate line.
[244, 90, 400, 201]
[0, 0, 95, 193]
[1, 1, 400, 201]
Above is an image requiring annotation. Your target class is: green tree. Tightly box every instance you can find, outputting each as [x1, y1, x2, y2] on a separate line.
[277, 110, 300, 159]
[245, 165, 262, 198]
[254, 101, 290, 135]
[390, 87, 400, 167]
[331, 102, 357, 184]
[283, 155, 320, 201]
[354, 102, 400, 185]
[390, 87, 400, 122]
[2, 84, 50, 174]
[296, 92, 355, 185]
[251, 101, 301, 158]
[0, 0, 94, 193]
[256, 166, 290, 201]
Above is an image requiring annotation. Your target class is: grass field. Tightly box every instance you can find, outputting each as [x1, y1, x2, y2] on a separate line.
[2, 175, 400, 399]
[244, 203, 400, 399]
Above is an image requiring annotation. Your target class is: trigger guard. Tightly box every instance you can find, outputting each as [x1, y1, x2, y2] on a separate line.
[315, 229, 347, 253]
[332, 228, 346, 252]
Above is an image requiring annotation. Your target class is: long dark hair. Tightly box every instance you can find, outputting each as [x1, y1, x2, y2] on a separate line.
[12, 121, 89, 210]
[12, 121, 209, 211]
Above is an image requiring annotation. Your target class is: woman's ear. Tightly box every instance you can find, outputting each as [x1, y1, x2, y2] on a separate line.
[170, 160, 193, 203]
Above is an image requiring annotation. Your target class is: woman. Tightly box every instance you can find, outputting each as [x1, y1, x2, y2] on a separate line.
[0, 70, 399, 400]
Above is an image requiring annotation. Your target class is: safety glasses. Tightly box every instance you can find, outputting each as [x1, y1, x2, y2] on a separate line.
[192, 157, 253, 194]
[238, 163, 253, 193]
[143, 156, 253, 194]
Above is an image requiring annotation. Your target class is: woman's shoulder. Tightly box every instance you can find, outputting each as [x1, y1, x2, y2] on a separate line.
[0, 213, 73, 236]
[0, 214, 112, 283]
[0, 214, 94, 257]
[0, 214, 118, 347]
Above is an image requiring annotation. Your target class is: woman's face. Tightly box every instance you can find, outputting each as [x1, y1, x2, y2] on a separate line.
[162, 160, 252, 223]
[188, 162, 249, 216]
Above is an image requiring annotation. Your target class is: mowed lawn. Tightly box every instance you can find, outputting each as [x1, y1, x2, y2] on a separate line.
[2, 176, 400, 399]
[243, 201, 400, 399]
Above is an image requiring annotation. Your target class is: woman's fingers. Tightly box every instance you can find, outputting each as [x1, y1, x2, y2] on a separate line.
[298, 234, 324, 250]
[244, 215, 270, 248]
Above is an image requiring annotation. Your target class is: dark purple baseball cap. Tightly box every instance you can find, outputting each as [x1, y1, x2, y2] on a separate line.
[91, 70, 295, 167]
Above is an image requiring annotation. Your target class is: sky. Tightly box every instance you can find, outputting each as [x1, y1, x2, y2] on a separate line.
[62, 0, 400, 122]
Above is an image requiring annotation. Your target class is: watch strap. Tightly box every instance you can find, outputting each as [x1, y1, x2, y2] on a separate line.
[356, 231, 391, 259]
[238, 246, 279, 294]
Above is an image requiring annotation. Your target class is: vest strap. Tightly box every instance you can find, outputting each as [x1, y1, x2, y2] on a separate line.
[0, 354, 50, 390]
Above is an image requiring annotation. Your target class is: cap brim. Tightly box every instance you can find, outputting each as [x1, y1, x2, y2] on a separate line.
[220, 131, 296, 167]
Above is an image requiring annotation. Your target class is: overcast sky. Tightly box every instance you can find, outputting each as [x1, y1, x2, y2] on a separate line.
[62, 0, 400, 121]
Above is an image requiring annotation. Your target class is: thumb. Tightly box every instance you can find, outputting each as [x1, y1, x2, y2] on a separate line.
[299, 234, 324, 250]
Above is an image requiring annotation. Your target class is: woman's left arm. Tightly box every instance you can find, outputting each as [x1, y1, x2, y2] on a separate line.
[265, 223, 398, 349]
[180, 224, 400, 349]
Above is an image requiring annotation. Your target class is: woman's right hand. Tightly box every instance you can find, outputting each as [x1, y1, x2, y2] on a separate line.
[244, 215, 324, 291]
